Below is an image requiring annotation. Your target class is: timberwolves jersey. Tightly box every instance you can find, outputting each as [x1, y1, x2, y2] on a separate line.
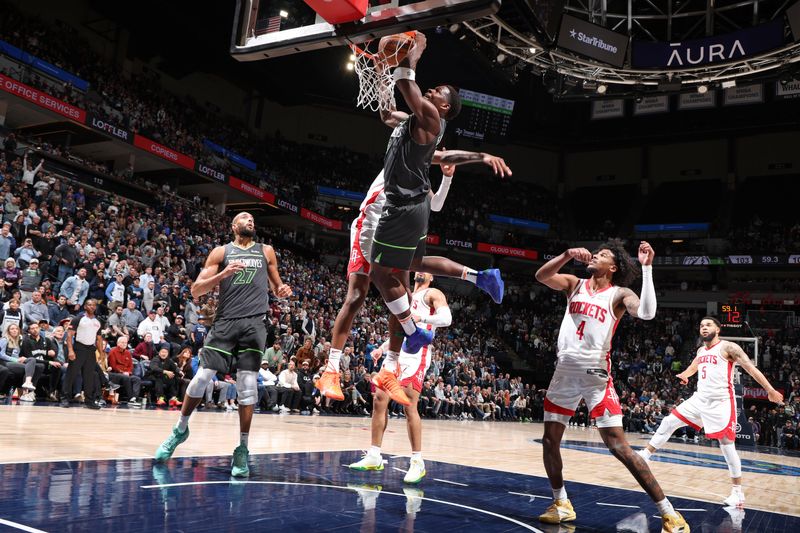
[383, 116, 446, 204]
[557, 279, 620, 370]
[216, 242, 269, 320]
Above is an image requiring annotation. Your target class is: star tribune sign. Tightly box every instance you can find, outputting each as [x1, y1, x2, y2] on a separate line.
[557, 14, 628, 68]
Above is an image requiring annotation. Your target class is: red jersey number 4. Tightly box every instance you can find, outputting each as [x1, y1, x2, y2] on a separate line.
[576, 320, 586, 340]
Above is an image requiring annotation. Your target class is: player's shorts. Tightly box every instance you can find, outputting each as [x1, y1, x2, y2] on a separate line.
[672, 392, 735, 441]
[544, 365, 623, 428]
[199, 315, 266, 374]
[370, 197, 430, 271]
[398, 343, 433, 393]
[347, 217, 376, 278]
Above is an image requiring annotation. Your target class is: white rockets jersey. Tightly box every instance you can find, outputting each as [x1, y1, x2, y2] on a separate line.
[349, 170, 386, 241]
[408, 288, 436, 354]
[695, 341, 735, 400]
[557, 279, 620, 369]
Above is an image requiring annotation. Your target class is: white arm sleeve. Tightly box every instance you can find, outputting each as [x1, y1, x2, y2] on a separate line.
[429, 175, 453, 212]
[418, 306, 452, 327]
[638, 265, 656, 320]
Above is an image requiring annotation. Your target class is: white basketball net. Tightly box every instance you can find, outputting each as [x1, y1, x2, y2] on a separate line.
[350, 39, 415, 112]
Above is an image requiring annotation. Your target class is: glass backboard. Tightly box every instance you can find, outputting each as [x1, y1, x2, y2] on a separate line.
[231, 0, 501, 60]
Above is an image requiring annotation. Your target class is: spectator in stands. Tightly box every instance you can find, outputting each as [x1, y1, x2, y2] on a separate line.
[21, 291, 49, 329]
[121, 300, 144, 341]
[1, 258, 21, 293]
[0, 223, 14, 262]
[0, 298, 23, 335]
[295, 336, 314, 368]
[52, 236, 78, 283]
[263, 339, 284, 372]
[297, 360, 315, 414]
[277, 360, 300, 412]
[134, 332, 156, 361]
[147, 346, 181, 407]
[18, 258, 42, 303]
[14, 237, 40, 270]
[0, 323, 41, 401]
[48, 295, 70, 326]
[105, 273, 126, 312]
[60, 268, 89, 312]
[258, 360, 279, 412]
[137, 309, 164, 345]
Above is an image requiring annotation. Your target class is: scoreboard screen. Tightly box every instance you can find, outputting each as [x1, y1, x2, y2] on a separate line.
[452, 89, 515, 142]
[719, 303, 747, 336]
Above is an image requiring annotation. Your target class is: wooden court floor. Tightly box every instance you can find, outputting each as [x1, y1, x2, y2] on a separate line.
[2, 404, 798, 518]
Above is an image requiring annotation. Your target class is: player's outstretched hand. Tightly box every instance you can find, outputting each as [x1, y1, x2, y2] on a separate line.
[406, 31, 427, 69]
[566, 247, 592, 264]
[482, 153, 512, 178]
[220, 260, 245, 279]
[371, 347, 383, 362]
[276, 284, 292, 298]
[676, 372, 690, 385]
[768, 388, 784, 405]
[638, 241, 655, 266]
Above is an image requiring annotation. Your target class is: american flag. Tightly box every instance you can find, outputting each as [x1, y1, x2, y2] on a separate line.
[255, 16, 282, 36]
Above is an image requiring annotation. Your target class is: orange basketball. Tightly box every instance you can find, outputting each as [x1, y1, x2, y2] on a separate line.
[378, 31, 416, 67]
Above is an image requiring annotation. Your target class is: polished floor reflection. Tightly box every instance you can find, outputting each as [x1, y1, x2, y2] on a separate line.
[1, 451, 798, 532]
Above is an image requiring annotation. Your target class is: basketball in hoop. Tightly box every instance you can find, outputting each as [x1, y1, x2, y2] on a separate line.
[378, 31, 417, 67]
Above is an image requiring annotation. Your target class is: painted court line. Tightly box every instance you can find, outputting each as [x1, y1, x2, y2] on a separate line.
[140, 481, 544, 532]
[508, 491, 550, 500]
[597, 502, 640, 509]
[392, 466, 408, 474]
[674, 508, 707, 512]
[433, 478, 469, 487]
[0, 518, 48, 533]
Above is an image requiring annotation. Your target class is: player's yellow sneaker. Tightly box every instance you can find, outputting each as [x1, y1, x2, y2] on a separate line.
[662, 511, 690, 533]
[348, 452, 384, 471]
[315, 370, 344, 401]
[403, 458, 426, 484]
[538, 499, 576, 524]
[372, 368, 410, 406]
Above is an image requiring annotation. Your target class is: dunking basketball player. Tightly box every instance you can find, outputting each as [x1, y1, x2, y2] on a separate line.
[317, 31, 510, 405]
[348, 272, 450, 483]
[638, 316, 784, 507]
[316, 158, 507, 403]
[535, 241, 689, 532]
[154, 212, 292, 477]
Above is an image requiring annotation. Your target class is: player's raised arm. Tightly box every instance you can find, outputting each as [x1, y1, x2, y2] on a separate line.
[618, 241, 657, 320]
[432, 149, 512, 178]
[723, 341, 784, 404]
[262, 244, 292, 299]
[429, 160, 455, 212]
[191, 246, 241, 299]
[535, 248, 587, 293]
[393, 32, 441, 143]
[412, 288, 452, 327]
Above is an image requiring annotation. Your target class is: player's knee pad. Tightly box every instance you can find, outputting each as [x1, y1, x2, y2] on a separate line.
[650, 413, 685, 449]
[719, 443, 742, 478]
[236, 370, 258, 406]
[186, 367, 216, 398]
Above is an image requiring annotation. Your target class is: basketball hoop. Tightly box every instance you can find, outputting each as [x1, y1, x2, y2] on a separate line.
[349, 32, 417, 112]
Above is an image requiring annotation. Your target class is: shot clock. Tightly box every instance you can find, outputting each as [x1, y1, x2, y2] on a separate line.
[719, 303, 746, 335]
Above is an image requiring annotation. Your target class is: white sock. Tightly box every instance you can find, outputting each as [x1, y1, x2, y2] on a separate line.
[656, 498, 675, 516]
[369, 445, 381, 457]
[639, 448, 653, 460]
[240, 432, 249, 447]
[383, 351, 399, 373]
[399, 316, 417, 335]
[411, 451, 422, 462]
[462, 267, 478, 284]
[176, 414, 190, 432]
[553, 486, 567, 501]
[731, 484, 743, 494]
[327, 348, 342, 372]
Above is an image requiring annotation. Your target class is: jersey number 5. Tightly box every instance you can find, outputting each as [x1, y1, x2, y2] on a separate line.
[576, 320, 586, 340]
[232, 267, 257, 285]
[700, 367, 706, 380]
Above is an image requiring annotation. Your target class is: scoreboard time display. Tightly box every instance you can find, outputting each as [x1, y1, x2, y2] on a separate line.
[720, 303, 746, 335]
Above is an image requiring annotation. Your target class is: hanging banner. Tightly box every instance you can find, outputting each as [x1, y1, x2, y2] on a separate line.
[775, 78, 800, 100]
[678, 91, 716, 110]
[86, 114, 132, 143]
[591, 99, 625, 120]
[0, 73, 86, 122]
[300, 208, 343, 230]
[557, 14, 629, 67]
[0, 39, 90, 91]
[634, 95, 670, 115]
[133, 135, 194, 169]
[477, 242, 538, 260]
[723, 84, 763, 106]
[228, 176, 276, 203]
[632, 19, 785, 68]
[194, 162, 227, 182]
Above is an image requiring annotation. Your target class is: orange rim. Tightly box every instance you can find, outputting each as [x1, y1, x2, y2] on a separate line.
[349, 31, 418, 61]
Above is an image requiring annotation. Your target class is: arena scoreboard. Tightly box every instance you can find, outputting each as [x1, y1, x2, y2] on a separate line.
[452, 89, 515, 142]
[719, 303, 746, 336]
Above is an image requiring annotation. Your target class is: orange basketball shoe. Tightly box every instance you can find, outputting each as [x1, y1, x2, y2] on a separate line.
[315, 370, 344, 401]
[373, 368, 410, 406]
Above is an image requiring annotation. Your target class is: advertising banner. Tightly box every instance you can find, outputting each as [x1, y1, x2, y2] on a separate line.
[0, 73, 86, 122]
[488, 214, 550, 231]
[558, 14, 629, 67]
[195, 162, 227, 182]
[0, 39, 90, 91]
[133, 135, 194, 169]
[591, 99, 625, 120]
[229, 176, 276, 203]
[203, 139, 257, 171]
[300, 208, 343, 230]
[86, 114, 132, 143]
[477, 242, 538, 260]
